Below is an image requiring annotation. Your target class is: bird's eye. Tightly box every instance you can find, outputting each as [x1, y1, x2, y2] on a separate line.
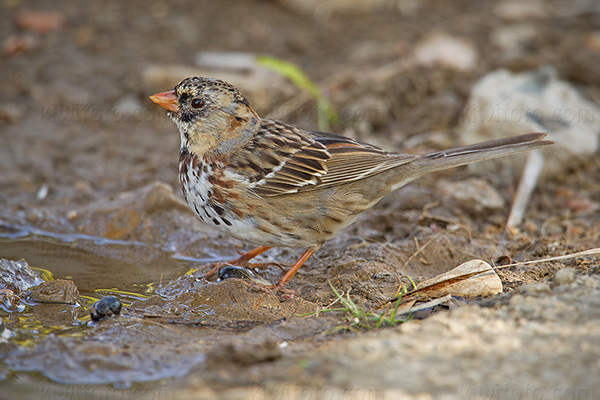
[191, 98, 203, 109]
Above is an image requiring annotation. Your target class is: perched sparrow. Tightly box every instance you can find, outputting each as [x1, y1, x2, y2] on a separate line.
[150, 77, 553, 288]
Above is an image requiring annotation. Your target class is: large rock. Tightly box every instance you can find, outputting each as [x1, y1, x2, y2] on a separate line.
[460, 67, 600, 174]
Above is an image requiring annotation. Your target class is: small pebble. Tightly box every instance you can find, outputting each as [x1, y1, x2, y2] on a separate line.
[218, 265, 254, 281]
[436, 178, 505, 216]
[582, 277, 598, 289]
[553, 268, 577, 286]
[30, 279, 79, 304]
[218, 266, 271, 285]
[37, 184, 49, 200]
[90, 296, 122, 321]
[412, 33, 478, 72]
[518, 283, 551, 296]
[15, 10, 66, 34]
[0, 318, 14, 341]
[3, 35, 36, 56]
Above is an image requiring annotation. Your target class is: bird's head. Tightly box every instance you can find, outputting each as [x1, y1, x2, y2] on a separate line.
[150, 77, 260, 155]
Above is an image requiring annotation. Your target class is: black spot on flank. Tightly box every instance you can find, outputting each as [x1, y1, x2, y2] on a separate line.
[194, 204, 200, 215]
[213, 205, 225, 216]
[204, 208, 211, 218]
[202, 165, 208, 173]
[234, 116, 243, 122]
[212, 218, 221, 226]
[183, 131, 189, 141]
[222, 218, 232, 226]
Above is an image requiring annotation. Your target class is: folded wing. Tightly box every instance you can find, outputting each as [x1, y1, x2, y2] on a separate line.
[230, 120, 416, 197]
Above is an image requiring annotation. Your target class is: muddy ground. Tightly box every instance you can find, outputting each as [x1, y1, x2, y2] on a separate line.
[1, 0, 600, 399]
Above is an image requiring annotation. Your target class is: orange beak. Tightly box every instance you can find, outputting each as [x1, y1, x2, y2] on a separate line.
[149, 90, 179, 112]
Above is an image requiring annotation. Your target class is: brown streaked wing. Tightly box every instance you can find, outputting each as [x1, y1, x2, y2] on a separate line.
[230, 120, 330, 196]
[314, 133, 417, 189]
[240, 123, 417, 196]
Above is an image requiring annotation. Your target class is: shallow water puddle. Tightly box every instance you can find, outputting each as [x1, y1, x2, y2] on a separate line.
[0, 231, 215, 385]
[0, 227, 319, 386]
[0, 228, 192, 345]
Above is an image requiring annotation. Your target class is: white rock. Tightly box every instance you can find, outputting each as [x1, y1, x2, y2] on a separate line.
[437, 178, 505, 216]
[195, 52, 258, 70]
[494, 0, 549, 20]
[553, 268, 577, 286]
[459, 67, 600, 174]
[412, 33, 478, 72]
[37, 184, 48, 200]
[491, 24, 538, 56]
[275, 0, 388, 18]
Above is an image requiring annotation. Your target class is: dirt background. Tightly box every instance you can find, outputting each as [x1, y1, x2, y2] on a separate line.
[1, 0, 600, 399]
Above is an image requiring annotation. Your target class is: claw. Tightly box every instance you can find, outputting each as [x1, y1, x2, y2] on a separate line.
[198, 264, 221, 280]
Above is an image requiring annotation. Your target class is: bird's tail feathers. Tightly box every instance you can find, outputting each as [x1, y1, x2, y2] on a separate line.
[412, 132, 553, 175]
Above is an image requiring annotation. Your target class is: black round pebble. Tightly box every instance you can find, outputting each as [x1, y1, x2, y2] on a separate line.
[90, 296, 122, 321]
[217, 265, 272, 285]
[218, 265, 255, 281]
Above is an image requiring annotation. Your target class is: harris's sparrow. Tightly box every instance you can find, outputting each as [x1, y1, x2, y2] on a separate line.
[150, 77, 553, 288]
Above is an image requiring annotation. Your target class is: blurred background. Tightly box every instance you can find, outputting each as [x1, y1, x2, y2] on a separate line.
[1, 0, 600, 396]
[1, 0, 599, 212]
